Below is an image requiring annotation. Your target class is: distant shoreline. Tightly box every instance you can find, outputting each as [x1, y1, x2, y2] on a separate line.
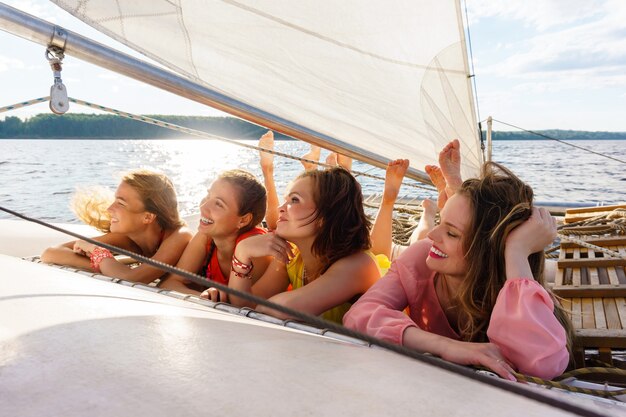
[1, 113, 625, 140]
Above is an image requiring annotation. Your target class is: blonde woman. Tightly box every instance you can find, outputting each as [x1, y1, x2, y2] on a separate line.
[41, 170, 192, 283]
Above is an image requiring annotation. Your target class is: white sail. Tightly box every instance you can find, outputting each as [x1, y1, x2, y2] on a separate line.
[52, 0, 481, 179]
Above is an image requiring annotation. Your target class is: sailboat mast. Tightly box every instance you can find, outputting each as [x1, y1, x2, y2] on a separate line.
[0, 3, 432, 184]
[456, 0, 483, 165]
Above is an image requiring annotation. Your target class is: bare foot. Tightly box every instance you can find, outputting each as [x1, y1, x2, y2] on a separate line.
[383, 159, 409, 204]
[425, 164, 448, 209]
[258, 131, 274, 171]
[414, 199, 437, 241]
[439, 139, 463, 198]
[325, 152, 338, 166]
[336, 154, 353, 171]
[302, 144, 321, 170]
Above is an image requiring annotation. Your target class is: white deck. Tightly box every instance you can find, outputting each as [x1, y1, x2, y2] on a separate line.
[0, 219, 624, 416]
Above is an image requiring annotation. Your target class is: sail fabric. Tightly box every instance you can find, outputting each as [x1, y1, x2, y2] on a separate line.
[52, 0, 481, 178]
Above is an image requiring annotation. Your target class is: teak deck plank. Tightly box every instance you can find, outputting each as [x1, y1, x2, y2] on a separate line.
[593, 298, 607, 329]
[603, 298, 622, 330]
[581, 299, 595, 329]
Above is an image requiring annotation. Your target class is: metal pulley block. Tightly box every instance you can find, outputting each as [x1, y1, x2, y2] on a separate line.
[46, 44, 69, 115]
[49, 79, 69, 115]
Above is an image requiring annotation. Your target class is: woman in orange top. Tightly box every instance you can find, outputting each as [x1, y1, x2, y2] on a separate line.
[159, 169, 271, 301]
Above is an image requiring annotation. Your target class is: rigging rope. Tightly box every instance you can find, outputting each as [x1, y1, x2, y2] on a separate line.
[491, 119, 626, 164]
[0, 204, 622, 413]
[556, 208, 626, 259]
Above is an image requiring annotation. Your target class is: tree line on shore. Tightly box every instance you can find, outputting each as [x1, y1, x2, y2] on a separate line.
[1, 113, 625, 140]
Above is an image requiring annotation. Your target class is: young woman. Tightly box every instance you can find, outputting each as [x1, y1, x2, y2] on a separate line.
[344, 151, 573, 381]
[41, 170, 192, 283]
[159, 169, 271, 301]
[227, 166, 382, 324]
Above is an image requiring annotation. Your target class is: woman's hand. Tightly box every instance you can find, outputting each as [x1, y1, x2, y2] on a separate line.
[73, 240, 96, 257]
[440, 339, 516, 381]
[200, 287, 229, 303]
[506, 207, 556, 257]
[234, 233, 294, 265]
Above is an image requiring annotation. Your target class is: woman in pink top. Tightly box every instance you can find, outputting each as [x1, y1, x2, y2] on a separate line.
[344, 144, 573, 381]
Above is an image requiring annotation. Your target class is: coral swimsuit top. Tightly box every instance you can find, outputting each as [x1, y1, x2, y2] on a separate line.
[202, 227, 266, 285]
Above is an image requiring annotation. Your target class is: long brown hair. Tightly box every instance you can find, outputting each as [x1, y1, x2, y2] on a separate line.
[297, 167, 371, 273]
[455, 162, 573, 354]
[218, 169, 266, 234]
[72, 170, 184, 232]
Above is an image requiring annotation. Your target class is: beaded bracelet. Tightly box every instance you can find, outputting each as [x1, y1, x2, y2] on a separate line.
[90, 246, 114, 272]
[232, 269, 253, 280]
[232, 254, 253, 272]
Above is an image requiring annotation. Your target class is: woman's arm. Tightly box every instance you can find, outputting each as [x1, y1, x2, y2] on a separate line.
[159, 232, 210, 294]
[41, 233, 129, 270]
[98, 228, 193, 284]
[258, 131, 279, 230]
[344, 242, 517, 380]
[227, 233, 293, 308]
[343, 256, 417, 344]
[259, 251, 380, 319]
[487, 207, 568, 379]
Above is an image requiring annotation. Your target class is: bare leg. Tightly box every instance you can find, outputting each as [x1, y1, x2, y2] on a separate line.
[438, 139, 463, 199]
[301, 144, 321, 170]
[259, 131, 279, 230]
[370, 159, 409, 258]
[336, 154, 353, 171]
[413, 199, 437, 241]
[325, 152, 338, 166]
[425, 165, 448, 209]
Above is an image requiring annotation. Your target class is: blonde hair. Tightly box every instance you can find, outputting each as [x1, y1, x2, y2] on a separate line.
[71, 186, 114, 232]
[72, 170, 184, 233]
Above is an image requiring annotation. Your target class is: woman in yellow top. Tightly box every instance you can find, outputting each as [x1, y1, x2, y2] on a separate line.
[227, 151, 381, 324]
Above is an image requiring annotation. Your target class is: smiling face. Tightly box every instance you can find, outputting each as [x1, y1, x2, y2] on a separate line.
[106, 181, 152, 234]
[198, 178, 248, 237]
[425, 193, 471, 278]
[275, 177, 319, 241]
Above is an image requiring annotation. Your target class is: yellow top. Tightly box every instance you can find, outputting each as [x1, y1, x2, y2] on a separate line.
[286, 249, 389, 324]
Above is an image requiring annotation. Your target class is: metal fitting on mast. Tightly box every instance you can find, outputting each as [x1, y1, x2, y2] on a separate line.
[47, 26, 69, 114]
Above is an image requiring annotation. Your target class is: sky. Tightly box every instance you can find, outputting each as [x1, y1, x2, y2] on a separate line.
[1, 0, 625, 132]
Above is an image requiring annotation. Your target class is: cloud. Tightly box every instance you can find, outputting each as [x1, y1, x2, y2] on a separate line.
[0, 55, 24, 72]
[467, 0, 605, 30]
[473, 1, 626, 91]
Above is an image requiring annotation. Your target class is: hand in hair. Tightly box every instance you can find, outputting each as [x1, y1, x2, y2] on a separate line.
[505, 207, 556, 280]
[506, 207, 556, 257]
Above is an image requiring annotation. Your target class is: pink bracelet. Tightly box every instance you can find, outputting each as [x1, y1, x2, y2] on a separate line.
[90, 246, 113, 272]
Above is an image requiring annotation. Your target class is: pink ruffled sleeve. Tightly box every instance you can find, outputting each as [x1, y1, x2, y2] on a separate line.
[487, 278, 569, 379]
[343, 254, 418, 345]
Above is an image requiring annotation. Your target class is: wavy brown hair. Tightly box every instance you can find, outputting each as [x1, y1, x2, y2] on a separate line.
[455, 162, 573, 356]
[218, 169, 266, 234]
[297, 167, 371, 273]
[72, 170, 184, 232]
